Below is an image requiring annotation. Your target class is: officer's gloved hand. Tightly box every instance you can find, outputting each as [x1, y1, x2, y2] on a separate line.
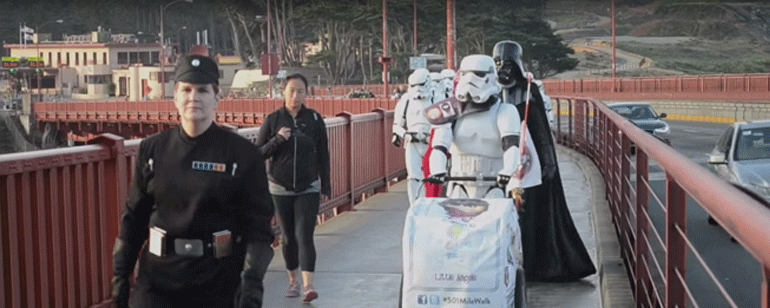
[391, 133, 402, 147]
[425, 173, 447, 184]
[321, 184, 332, 199]
[496, 173, 511, 188]
[112, 239, 138, 308]
[510, 187, 525, 212]
[235, 242, 274, 308]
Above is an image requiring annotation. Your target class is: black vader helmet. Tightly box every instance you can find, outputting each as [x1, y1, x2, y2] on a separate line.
[492, 40, 526, 88]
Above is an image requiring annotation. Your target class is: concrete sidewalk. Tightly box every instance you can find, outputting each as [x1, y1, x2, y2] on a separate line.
[261, 145, 633, 308]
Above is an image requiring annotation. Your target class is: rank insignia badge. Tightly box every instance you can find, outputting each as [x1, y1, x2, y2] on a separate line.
[192, 161, 227, 172]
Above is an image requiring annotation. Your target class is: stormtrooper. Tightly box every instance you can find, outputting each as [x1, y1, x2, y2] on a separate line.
[392, 68, 434, 204]
[435, 68, 455, 102]
[428, 72, 443, 103]
[425, 55, 523, 200]
[493, 40, 597, 282]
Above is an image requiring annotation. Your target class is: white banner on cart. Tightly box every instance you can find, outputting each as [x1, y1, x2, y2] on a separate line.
[402, 198, 521, 307]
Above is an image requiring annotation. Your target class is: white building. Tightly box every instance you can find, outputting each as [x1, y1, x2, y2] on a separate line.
[5, 28, 172, 100]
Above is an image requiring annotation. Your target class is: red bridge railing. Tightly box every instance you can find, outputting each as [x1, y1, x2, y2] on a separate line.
[552, 95, 770, 307]
[311, 74, 770, 102]
[0, 110, 405, 308]
[543, 74, 770, 101]
[34, 98, 398, 127]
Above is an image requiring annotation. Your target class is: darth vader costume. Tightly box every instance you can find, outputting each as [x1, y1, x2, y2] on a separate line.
[493, 40, 596, 282]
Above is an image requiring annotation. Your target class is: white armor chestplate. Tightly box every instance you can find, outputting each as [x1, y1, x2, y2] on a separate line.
[449, 110, 504, 179]
[451, 110, 504, 157]
[404, 98, 433, 142]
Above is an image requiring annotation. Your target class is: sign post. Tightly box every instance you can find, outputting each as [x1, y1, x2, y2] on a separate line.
[409, 56, 426, 70]
[261, 53, 279, 98]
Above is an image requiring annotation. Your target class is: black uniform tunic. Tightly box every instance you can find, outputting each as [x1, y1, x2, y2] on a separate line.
[119, 124, 274, 306]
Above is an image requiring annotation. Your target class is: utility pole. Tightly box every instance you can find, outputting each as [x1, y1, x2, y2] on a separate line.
[267, 0, 274, 98]
[159, 0, 193, 100]
[446, 0, 456, 70]
[381, 0, 390, 97]
[413, 0, 418, 56]
[611, 0, 617, 91]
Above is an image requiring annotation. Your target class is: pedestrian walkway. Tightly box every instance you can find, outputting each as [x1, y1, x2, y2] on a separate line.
[261, 145, 634, 308]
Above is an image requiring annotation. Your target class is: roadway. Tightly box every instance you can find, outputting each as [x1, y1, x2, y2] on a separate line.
[645, 120, 759, 307]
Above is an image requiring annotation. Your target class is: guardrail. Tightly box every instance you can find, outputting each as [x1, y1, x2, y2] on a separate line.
[552, 95, 770, 308]
[0, 110, 405, 308]
[311, 74, 770, 103]
[33, 98, 398, 127]
[544, 74, 770, 102]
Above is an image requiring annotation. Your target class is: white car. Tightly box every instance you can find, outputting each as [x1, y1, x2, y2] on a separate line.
[708, 119, 770, 204]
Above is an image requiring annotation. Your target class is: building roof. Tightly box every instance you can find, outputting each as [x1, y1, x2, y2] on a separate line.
[217, 55, 242, 66]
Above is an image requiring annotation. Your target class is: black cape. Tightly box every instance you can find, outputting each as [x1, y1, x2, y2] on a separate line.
[506, 85, 597, 282]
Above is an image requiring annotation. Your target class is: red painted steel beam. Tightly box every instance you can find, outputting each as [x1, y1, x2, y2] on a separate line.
[665, 175, 687, 308]
[635, 150, 651, 304]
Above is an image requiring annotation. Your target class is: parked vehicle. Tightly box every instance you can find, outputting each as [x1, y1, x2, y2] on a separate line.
[608, 102, 671, 145]
[708, 119, 770, 205]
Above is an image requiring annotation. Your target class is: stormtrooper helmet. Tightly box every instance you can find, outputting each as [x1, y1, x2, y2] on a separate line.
[439, 69, 455, 91]
[492, 40, 526, 88]
[455, 55, 500, 104]
[440, 69, 456, 81]
[408, 68, 432, 100]
[429, 72, 442, 83]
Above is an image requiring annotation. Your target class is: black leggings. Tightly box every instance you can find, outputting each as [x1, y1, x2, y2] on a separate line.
[272, 193, 320, 272]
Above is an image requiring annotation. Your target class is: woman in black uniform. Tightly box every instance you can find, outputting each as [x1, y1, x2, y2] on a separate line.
[255, 73, 331, 304]
[111, 51, 275, 308]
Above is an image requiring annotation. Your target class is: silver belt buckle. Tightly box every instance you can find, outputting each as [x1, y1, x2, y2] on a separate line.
[174, 239, 204, 257]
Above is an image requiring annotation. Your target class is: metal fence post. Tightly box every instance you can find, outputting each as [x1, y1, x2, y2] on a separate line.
[336, 112, 355, 212]
[636, 150, 651, 305]
[620, 135, 632, 264]
[665, 175, 687, 308]
[86, 133, 128, 301]
[374, 108, 390, 193]
[760, 265, 770, 308]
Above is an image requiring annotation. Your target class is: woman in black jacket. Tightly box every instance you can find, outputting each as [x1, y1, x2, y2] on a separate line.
[255, 73, 331, 303]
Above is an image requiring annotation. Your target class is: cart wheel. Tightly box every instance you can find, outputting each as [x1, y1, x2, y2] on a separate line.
[515, 267, 526, 308]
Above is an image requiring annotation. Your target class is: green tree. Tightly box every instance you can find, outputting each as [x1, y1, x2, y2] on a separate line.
[456, 5, 577, 79]
[513, 11, 579, 78]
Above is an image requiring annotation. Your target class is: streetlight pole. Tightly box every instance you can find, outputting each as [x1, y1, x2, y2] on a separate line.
[611, 0, 617, 91]
[413, 0, 417, 56]
[176, 26, 187, 54]
[446, 0, 456, 70]
[36, 19, 63, 102]
[382, 0, 389, 97]
[159, 0, 193, 100]
[267, 0, 273, 98]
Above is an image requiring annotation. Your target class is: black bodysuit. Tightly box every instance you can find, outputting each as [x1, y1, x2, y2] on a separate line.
[119, 124, 274, 306]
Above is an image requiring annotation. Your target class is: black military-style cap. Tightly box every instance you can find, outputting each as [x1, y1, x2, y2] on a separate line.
[174, 54, 219, 85]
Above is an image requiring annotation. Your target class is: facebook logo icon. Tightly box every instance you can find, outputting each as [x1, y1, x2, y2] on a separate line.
[417, 295, 428, 304]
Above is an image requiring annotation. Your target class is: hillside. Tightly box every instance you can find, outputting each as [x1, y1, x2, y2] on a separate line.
[546, 1, 770, 77]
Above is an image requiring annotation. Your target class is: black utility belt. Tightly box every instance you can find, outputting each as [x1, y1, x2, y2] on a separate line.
[148, 227, 239, 259]
[405, 132, 429, 144]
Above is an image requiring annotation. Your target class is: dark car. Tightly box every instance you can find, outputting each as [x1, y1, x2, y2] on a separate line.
[608, 102, 671, 145]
